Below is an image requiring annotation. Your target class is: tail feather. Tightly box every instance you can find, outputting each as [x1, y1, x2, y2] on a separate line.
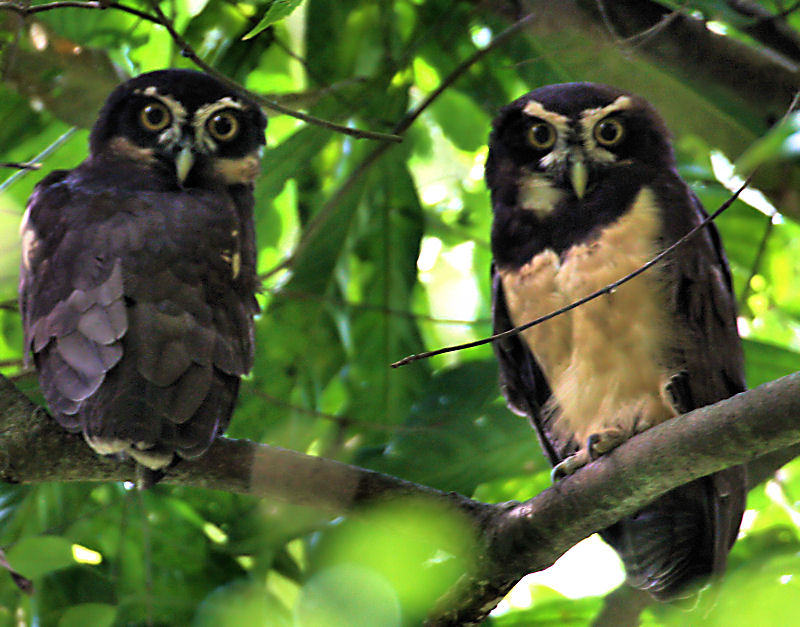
[600, 469, 744, 600]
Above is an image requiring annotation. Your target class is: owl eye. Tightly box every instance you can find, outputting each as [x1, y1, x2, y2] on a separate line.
[207, 111, 240, 141]
[139, 102, 171, 132]
[594, 118, 625, 146]
[527, 122, 556, 150]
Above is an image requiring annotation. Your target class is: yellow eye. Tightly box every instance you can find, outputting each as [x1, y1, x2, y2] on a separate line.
[527, 122, 556, 150]
[139, 102, 171, 132]
[594, 118, 625, 146]
[207, 111, 239, 141]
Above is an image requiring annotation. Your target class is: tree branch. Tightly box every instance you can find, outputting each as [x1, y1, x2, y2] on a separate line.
[1, 369, 799, 622]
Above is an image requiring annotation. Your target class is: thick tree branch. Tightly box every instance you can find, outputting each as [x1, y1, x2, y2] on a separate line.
[1, 371, 799, 622]
[725, 0, 800, 62]
[577, 0, 799, 116]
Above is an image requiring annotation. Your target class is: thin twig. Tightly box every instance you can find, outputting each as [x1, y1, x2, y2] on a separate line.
[394, 13, 536, 136]
[596, 0, 687, 50]
[0, 162, 40, 170]
[737, 213, 774, 310]
[0, 0, 401, 141]
[0, 127, 77, 193]
[260, 13, 537, 280]
[0, 298, 17, 312]
[0, 1, 160, 23]
[148, 1, 401, 143]
[391, 175, 754, 367]
[775, 0, 800, 19]
[0, 0, 102, 14]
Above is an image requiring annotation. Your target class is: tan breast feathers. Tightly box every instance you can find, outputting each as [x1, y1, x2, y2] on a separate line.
[499, 187, 677, 447]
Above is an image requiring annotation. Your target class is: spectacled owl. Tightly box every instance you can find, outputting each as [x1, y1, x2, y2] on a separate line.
[19, 69, 265, 481]
[485, 82, 746, 599]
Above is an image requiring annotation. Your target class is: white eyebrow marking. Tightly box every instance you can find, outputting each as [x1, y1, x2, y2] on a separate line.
[194, 97, 246, 153]
[579, 96, 634, 164]
[522, 100, 572, 169]
[133, 86, 188, 148]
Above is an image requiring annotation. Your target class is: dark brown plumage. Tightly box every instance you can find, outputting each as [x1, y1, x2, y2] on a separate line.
[19, 69, 264, 479]
[485, 82, 745, 599]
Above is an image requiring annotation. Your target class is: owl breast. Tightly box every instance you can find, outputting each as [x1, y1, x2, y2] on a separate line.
[498, 187, 678, 448]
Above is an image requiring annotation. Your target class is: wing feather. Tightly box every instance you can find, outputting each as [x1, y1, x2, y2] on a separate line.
[20, 166, 258, 468]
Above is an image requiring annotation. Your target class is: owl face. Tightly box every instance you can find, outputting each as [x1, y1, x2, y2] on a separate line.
[89, 69, 267, 188]
[486, 83, 674, 214]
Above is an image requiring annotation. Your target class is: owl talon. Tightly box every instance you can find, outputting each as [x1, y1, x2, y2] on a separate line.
[551, 449, 590, 481]
[587, 427, 627, 461]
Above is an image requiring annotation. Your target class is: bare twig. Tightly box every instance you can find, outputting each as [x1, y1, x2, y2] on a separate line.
[0, 128, 77, 193]
[393, 13, 536, 136]
[0, 162, 40, 170]
[725, 0, 800, 62]
[391, 175, 753, 367]
[595, 0, 687, 50]
[0, 1, 160, 24]
[147, 1, 401, 143]
[737, 213, 774, 310]
[0, 0, 401, 141]
[261, 13, 537, 280]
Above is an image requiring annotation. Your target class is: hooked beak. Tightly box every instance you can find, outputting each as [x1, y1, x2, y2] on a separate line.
[570, 157, 588, 199]
[175, 144, 194, 185]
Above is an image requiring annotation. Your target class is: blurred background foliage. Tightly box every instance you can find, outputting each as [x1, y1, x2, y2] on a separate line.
[0, 0, 799, 625]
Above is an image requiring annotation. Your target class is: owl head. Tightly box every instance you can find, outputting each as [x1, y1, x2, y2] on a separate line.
[485, 82, 675, 214]
[89, 69, 267, 188]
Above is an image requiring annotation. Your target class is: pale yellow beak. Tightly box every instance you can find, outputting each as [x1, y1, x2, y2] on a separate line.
[175, 145, 194, 185]
[570, 158, 588, 199]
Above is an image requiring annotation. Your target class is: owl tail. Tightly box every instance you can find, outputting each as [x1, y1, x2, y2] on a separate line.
[600, 467, 745, 600]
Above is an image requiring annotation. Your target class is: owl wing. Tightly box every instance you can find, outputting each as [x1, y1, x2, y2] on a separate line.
[491, 265, 565, 465]
[602, 183, 746, 596]
[20, 168, 258, 467]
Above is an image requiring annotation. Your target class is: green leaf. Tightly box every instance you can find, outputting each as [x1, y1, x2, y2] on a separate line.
[357, 360, 542, 494]
[735, 113, 800, 175]
[243, 0, 304, 40]
[743, 339, 800, 388]
[6, 536, 75, 579]
[193, 579, 290, 627]
[306, 497, 477, 624]
[58, 604, 116, 627]
[429, 89, 488, 152]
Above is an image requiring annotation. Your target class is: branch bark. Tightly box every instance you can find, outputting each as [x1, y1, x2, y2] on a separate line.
[1, 371, 799, 623]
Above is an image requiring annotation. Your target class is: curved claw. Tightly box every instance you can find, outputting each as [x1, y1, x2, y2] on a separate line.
[587, 427, 627, 461]
[551, 449, 590, 482]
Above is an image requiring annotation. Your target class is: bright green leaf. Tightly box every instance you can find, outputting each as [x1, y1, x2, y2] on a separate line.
[6, 536, 76, 579]
[243, 0, 304, 40]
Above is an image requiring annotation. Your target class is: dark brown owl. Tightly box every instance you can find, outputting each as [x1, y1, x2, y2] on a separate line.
[485, 82, 745, 599]
[19, 69, 264, 482]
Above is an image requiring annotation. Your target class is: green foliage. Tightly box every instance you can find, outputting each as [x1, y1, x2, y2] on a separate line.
[0, 0, 799, 625]
[244, 0, 304, 40]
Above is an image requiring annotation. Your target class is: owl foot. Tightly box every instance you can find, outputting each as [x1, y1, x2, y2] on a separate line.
[551, 427, 628, 481]
[551, 449, 591, 481]
[587, 427, 627, 460]
[135, 465, 166, 490]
